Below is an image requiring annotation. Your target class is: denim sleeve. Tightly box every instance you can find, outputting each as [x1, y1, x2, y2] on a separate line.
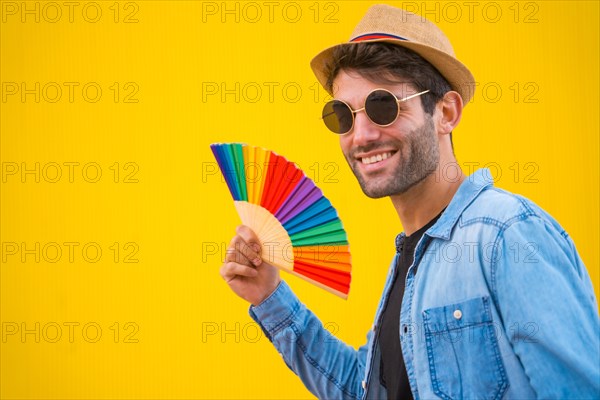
[492, 216, 600, 398]
[249, 280, 369, 400]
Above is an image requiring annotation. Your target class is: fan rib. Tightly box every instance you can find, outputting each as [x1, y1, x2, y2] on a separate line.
[234, 201, 294, 272]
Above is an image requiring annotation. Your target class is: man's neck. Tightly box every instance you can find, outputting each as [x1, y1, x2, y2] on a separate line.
[390, 165, 465, 236]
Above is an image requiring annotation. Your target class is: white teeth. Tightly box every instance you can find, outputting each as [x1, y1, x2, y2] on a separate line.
[361, 152, 393, 165]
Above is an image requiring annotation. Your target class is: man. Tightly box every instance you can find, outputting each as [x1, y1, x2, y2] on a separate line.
[219, 4, 599, 399]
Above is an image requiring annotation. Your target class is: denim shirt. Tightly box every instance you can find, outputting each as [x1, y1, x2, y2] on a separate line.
[249, 168, 600, 399]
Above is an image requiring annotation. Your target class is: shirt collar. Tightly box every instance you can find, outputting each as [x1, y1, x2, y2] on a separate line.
[394, 168, 494, 250]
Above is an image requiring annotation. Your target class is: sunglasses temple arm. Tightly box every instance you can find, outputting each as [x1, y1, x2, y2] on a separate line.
[399, 89, 430, 102]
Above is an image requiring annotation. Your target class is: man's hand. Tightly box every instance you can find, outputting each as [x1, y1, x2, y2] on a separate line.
[220, 225, 281, 306]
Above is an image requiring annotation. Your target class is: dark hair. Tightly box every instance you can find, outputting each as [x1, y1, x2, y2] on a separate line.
[325, 42, 452, 117]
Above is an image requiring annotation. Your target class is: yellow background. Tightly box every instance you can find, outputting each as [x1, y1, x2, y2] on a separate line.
[1, 1, 598, 398]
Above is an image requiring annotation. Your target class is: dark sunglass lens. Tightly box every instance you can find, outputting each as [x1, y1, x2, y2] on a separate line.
[365, 90, 398, 125]
[322, 100, 353, 134]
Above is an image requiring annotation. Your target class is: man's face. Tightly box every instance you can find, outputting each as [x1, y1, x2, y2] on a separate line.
[333, 70, 440, 198]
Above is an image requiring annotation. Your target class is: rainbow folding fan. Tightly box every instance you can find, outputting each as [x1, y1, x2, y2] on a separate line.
[210, 143, 352, 299]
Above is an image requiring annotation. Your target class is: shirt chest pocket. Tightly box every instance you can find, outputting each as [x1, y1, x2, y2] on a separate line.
[422, 296, 509, 400]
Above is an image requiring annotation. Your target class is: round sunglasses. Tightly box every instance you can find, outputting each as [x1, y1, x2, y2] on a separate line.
[321, 89, 430, 134]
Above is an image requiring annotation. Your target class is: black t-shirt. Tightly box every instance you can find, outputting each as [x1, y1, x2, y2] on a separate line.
[379, 212, 443, 399]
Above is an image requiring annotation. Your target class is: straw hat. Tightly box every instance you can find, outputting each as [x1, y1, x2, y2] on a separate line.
[310, 4, 475, 104]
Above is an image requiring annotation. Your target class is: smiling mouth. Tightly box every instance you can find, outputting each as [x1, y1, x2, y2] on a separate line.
[359, 151, 397, 165]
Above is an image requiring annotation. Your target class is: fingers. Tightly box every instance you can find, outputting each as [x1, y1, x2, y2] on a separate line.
[220, 261, 258, 283]
[220, 225, 264, 284]
[225, 225, 262, 267]
[235, 225, 261, 254]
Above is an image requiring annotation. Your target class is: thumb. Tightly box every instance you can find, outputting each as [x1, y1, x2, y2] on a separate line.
[235, 225, 261, 254]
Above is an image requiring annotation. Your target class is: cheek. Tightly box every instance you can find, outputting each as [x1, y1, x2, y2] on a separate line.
[394, 107, 425, 126]
[390, 118, 416, 134]
[385, 115, 425, 142]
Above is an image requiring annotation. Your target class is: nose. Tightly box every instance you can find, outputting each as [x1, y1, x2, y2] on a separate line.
[351, 109, 381, 147]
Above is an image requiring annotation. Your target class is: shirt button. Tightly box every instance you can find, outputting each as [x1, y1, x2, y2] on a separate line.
[453, 309, 463, 320]
[361, 380, 366, 389]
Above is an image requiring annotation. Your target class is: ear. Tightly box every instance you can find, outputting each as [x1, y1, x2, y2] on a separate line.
[435, 91, 463, 135]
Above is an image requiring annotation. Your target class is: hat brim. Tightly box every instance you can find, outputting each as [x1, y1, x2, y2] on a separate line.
[310, 38, 475, 104]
